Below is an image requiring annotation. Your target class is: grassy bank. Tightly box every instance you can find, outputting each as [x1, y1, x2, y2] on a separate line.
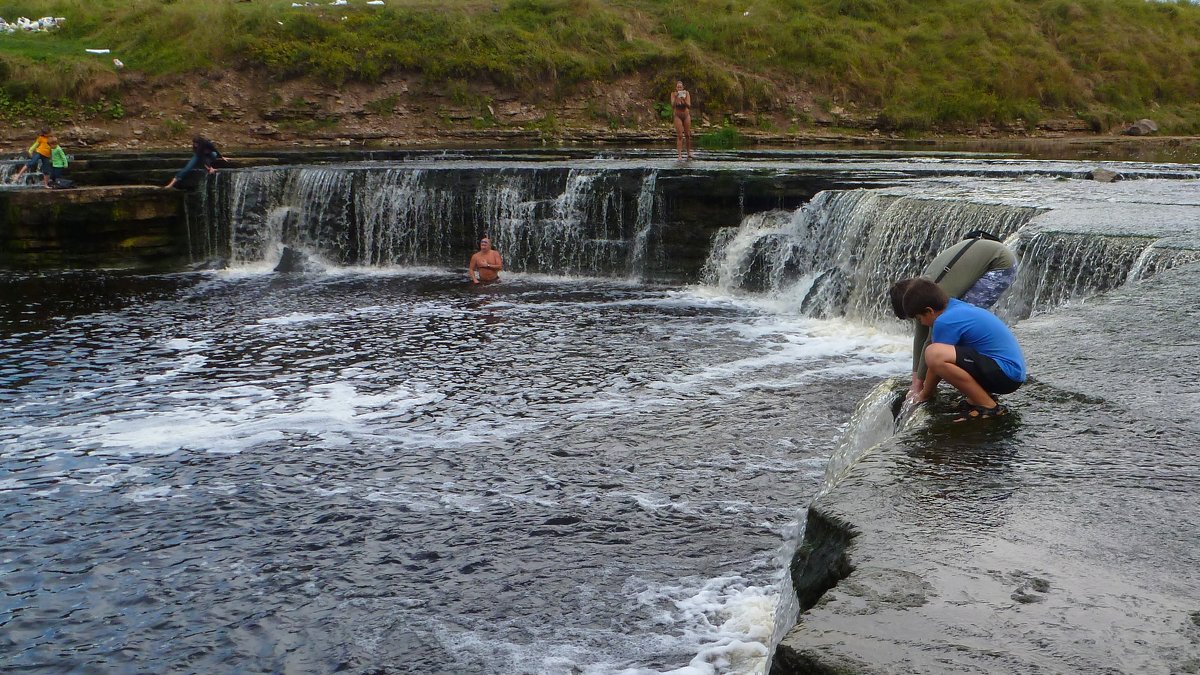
[3, 0, 1200, 133]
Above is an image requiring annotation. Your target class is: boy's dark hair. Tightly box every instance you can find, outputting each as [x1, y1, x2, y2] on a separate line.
[901, 278, 949, 318]
[39, 127, 50, 135]
[888, 278, 918, 318]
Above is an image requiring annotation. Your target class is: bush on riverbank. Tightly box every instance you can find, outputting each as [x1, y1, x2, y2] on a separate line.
[3, 0, 1200, 133]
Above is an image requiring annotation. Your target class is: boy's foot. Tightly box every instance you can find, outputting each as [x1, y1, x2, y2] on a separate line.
[956, 397, 999, 414]
[953, 403, 1009, 422]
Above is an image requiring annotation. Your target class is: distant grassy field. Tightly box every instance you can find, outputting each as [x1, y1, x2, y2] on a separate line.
[3, 0, 1200, 132]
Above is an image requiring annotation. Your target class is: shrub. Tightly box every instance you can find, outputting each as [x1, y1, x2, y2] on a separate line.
[697, 125, 745, 149]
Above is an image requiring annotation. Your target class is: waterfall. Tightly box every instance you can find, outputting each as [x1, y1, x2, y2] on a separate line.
[355, 168, 458, 266]
[484, 169, 629, 274]
[1128, 244, 1200, 282]
[627, 171, 659, 280]
[994, 232, 1154, 319]
[703, 190, 1043, 321]
[210, 165, 655, 276]
[0, 161, 22, 183]
[702, 186, 1200, 323]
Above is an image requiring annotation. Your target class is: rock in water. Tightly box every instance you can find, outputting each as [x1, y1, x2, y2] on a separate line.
[1087, 168, 1121, 183]
[274, 246, 314, 273]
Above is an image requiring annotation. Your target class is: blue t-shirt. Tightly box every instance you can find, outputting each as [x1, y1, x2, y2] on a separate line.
[931, 299, 1026, 382]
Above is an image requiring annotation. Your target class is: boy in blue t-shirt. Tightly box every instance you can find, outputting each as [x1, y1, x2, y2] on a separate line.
[900, 278, 1026, 420]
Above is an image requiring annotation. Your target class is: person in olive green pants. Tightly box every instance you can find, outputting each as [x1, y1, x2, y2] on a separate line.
[888, 232, 1018, 400]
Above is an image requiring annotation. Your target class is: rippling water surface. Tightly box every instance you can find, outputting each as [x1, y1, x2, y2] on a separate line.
[0, 270, 906, 674]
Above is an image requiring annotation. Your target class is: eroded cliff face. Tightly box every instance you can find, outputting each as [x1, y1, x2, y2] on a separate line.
[0, 186, 187, 270]
[773, 261, 1200, 674]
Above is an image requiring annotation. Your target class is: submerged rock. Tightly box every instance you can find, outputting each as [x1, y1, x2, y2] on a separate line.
[274, 246, 318, 273]
[1087, 167, 1121, 182]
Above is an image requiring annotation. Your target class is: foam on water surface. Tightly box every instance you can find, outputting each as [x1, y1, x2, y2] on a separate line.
[0, 269, 901, 674]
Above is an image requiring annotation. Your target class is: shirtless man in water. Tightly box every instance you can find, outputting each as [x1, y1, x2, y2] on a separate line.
[468, 237, 503, 284]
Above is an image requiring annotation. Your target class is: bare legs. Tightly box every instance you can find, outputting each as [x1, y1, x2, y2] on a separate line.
[10, 159, 49, 187]
[922, 343, 998, 408]
[674, 113, 692, 160]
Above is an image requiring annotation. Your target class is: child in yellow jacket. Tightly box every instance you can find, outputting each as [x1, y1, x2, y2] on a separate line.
[11, 128, 52, 187]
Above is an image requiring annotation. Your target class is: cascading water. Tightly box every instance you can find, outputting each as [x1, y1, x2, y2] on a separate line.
[627, 171, 660, 280]
[355, 168, 458, 266]
[484, 169, 628, 274]
[702, 184, 1200, 325]
[1128, 244, 1200, 281]
[8, 152, 1200, 675]
[0, 161, 22, 183]
[703, 190, 1044, 321]
[993, 231, 1155, 319]
[209, 164, 660, 277]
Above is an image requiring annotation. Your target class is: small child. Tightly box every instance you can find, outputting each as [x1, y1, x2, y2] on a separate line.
[48, 136, 69, 188]
[10, 128, 52, 187]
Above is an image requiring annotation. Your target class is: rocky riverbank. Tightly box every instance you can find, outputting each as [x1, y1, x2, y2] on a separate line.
[773, 259, 1200, 672]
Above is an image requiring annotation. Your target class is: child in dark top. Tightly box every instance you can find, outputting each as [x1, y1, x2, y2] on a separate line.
[900, 278, 1027, 420]
[164, 136, 225, 189]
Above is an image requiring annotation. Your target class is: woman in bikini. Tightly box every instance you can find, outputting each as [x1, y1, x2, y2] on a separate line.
[670, 81, 693, 160]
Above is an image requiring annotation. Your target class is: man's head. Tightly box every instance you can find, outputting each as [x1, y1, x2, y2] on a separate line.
[479, 237, 492, 251]
[900, 278, 949, 326]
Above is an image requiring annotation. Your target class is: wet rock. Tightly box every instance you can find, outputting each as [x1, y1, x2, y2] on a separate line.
[0, 186, 187, 270]
[274, 246, 317, 273]
[1088, 167, 1121, 182]
[775, 262, 1200, 674]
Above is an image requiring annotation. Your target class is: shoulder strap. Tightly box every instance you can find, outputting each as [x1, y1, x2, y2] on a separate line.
[933, 239, 979, 283]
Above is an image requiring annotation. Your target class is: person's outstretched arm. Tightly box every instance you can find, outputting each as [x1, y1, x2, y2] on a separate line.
[911, 321, 931, 395]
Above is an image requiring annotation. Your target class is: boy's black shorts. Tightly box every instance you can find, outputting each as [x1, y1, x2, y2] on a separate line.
[955, 345, 1023, 395]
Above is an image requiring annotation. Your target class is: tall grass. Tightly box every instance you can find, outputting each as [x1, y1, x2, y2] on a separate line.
[2, 0, 1200, 130]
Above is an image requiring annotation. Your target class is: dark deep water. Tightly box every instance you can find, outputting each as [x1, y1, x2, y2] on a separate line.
[0, 270, 902, 674]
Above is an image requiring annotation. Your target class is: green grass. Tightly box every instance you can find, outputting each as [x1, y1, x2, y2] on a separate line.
[697, 125, 746, 150]
[3, 0, 1200, 131]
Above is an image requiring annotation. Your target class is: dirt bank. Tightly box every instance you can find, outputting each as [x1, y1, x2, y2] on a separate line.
[6, 71, 1199, 161]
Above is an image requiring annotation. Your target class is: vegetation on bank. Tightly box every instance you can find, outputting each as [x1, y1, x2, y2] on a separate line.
[3, 0, 1200, 133]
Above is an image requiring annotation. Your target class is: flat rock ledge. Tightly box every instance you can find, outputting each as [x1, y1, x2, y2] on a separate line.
[774, 262, 1200, 674]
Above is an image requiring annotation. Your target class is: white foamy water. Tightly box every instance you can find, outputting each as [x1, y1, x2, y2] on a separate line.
[0, 270, 905, 675]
